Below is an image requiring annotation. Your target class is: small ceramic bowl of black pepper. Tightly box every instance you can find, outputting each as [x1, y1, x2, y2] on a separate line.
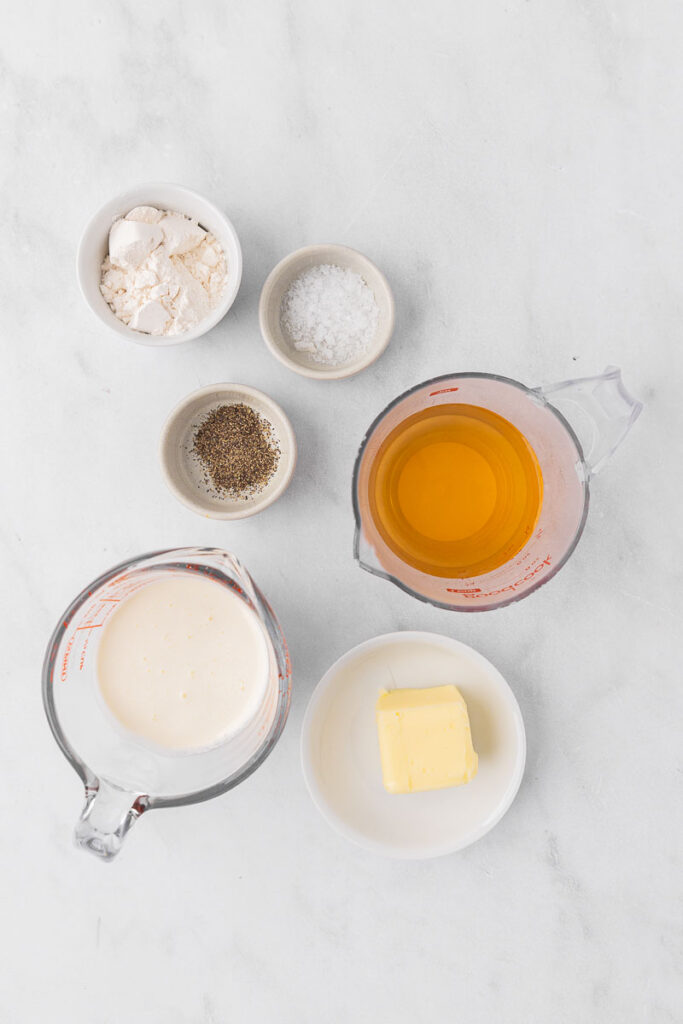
[160, 383, 297, 519]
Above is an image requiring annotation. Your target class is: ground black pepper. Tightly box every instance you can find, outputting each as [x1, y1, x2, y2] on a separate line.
[193, 403, 280, 497]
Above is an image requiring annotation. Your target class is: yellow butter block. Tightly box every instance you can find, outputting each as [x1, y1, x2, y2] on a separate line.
[375, 684, 478, 794]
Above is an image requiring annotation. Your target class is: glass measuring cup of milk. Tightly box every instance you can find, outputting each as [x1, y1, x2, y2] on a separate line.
[42, 547, 291, 860]
[353, 367, 642, 612]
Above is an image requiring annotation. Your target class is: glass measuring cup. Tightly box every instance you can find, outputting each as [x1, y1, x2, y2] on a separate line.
[42, 547, 291, 860]
[353, 367, 642, 611]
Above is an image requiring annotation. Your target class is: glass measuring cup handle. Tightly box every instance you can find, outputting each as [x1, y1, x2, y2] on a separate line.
[537, 366, 643, 476]
[74, 777, 148, 861]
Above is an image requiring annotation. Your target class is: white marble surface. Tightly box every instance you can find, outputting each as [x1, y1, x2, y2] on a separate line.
[1, 2, 681, 1021]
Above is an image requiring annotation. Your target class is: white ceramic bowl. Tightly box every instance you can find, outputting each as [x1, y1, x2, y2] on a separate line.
[77, 183, 243, 346]
[259, 244, 395, 380]
[301, 631, 526, 859]
[160, 383, 297, 519]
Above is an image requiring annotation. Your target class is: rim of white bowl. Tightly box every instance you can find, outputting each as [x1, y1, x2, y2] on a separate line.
[300, 631, 527, 859]
[159, 382, 297, 519]
[76, 182, 243, 346]
[258, 243, 395, 379]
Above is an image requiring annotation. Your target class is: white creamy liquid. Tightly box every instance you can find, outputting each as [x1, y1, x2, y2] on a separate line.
[97, 574, 270, 751]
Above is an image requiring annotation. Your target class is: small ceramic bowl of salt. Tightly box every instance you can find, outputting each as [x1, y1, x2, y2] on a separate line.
[259, 244, 394, 380]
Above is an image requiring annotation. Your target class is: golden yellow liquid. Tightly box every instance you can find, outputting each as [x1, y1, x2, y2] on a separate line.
[368, 404, 543, 578]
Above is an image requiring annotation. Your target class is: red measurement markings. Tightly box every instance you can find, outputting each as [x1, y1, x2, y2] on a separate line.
[447, 556, 552, 598]
[60, 589, 127, 680]
[60, 634, 74, 682]
[429, 386, 460, 396]
[64, 595, 122, 676]
[80, 630, 96, 670]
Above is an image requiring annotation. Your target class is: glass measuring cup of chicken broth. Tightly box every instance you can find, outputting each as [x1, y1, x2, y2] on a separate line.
[353, 368, 642, 611]
[42, 548, 291, 859]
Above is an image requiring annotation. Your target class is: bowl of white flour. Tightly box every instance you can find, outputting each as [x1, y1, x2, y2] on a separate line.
[77, 183, 242, 346]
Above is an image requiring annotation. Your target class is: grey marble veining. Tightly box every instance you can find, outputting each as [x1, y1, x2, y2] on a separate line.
[1, 2, 681, 1021]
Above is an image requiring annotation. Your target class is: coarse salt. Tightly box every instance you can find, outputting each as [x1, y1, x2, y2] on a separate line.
[280, 264, 379, 365]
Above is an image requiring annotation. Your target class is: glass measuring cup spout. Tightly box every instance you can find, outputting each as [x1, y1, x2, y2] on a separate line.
[353, 367, 642, 612]
[42, 547, 292, 860]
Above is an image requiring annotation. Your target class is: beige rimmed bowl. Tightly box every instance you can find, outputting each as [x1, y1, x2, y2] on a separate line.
[258, 244, 395, 380]
[160, 383, 297, 519]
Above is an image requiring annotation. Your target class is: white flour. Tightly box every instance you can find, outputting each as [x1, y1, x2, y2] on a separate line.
[100, 206, 228, 336]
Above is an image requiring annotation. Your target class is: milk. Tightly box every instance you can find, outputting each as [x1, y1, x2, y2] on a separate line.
[97, 574, 270, 751]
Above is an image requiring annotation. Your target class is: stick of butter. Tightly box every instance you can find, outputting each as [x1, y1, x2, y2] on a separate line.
[375, 685, 478, 794]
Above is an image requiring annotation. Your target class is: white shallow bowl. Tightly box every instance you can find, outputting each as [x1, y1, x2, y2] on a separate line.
[259, 244, 395, 380]
[160, 383, 297, 519]
[77, 182, 243, 346]
[301, 631, 526, 859]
